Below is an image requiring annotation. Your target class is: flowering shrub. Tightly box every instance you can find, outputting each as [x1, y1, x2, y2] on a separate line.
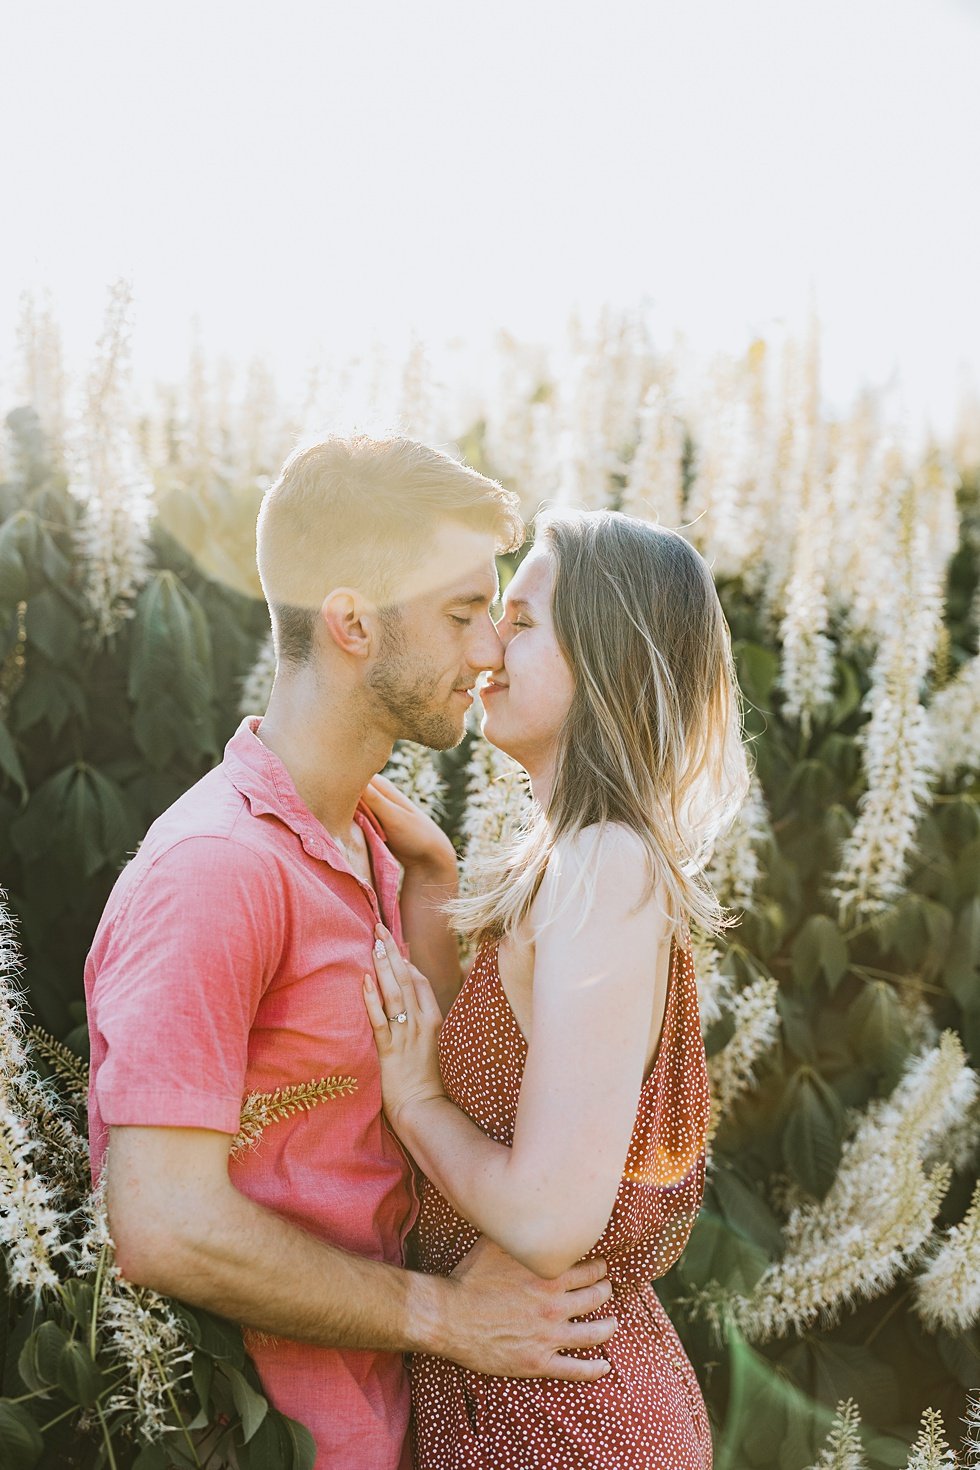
[1, 293, 979, 1467]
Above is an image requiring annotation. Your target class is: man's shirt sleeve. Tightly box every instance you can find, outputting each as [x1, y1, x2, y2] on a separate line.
[91, 835, 285, 1135]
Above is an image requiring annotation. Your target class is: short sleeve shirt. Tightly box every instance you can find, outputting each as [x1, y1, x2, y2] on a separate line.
[85, 715, 419, 1470]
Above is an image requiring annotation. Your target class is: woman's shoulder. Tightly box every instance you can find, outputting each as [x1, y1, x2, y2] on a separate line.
[539, 822, 667, 931]
[551, 821, 653, 877]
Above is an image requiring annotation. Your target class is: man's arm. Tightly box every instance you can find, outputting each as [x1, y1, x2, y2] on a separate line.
[106, 1124, 616, 1380]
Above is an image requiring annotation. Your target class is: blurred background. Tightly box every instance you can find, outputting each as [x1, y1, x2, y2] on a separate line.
[3, 0, 980, 441]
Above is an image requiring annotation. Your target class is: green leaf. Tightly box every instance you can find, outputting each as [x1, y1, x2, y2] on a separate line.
[56, 1338, 104, 1406]
[24, 587, 81, 666]
[236, 1411, 290, 1470]
[169, 1304, 202, 1348]
[0, 1400, 44, 1470]
[184, 1351, 214, 1431]
[18, 1320, 68, 1393]
[61, 1281, 95, 1337]
[279, 1412, 317, 1470]
[714, 1319, 835, 1470]
[129, 571, 214, 716]
[829, 654, 863, 727]
[791, 915, 848, 992]
[222, 1363, 269, 1443]
[945, 897, 980, 1008]
[784, 759, 835, 808]
[37, 525, 72, 587]
[781, 1066, 844, 1196]
[193, 1310, 245, 1366]
[776, 990, 817, 1064]
[919, 898, 953, 976]
[733, 641, 780, 709]
[814, 732, 859, 784]
[10, 664, 87, 741]
[10, 762, 136, 877]
[132, 1443, 171, 1469]
[848, 982, 909, 1074]
[675, 1204, 770, 1295]
[936, 1323, 980, 1388]
[808, 1337, 900, 1423]
[711, 1162, 785, 1255]
[862, 1433, 918, 1468]
[0, 511, 40, 605]
[0, 717, 27, 802]
[956, 838, 980, 902]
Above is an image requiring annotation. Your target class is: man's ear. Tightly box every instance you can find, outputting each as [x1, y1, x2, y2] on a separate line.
[320, 588, 377, 658]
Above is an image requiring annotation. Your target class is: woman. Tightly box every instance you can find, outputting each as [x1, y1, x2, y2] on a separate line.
[362, 507, 752, 1470]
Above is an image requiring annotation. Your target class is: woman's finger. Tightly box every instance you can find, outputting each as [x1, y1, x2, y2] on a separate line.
[375, 924, 414, 983]
[371, 937, 407, 1020]
[362, 973, 392, 1045]
[408, 963, 443, 1027]
[371, 772, 414, 807]
[365, 775, 410, 813]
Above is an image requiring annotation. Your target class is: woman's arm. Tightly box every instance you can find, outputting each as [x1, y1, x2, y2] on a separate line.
[362, 774, 464, 1013]
[398, 856, 464, 1014]
[365, 825, 671, 1278]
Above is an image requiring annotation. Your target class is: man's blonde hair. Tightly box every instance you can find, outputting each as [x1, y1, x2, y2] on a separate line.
[256, 434, 524, 663]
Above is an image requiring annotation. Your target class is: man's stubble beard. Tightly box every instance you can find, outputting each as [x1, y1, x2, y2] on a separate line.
[366, 611, 465, 751]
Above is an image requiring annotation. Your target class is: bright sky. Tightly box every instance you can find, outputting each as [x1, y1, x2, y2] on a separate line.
[4, 0, 980, 441]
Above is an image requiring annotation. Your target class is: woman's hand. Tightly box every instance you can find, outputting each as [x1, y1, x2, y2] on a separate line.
[363, 921, 446, 1132]
[361, 773, 457, 875]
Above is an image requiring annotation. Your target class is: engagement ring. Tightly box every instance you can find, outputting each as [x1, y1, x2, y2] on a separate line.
[390, 1011, 408, 1025]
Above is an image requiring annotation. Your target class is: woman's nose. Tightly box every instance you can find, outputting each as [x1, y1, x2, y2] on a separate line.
[470, 615, 506, 671]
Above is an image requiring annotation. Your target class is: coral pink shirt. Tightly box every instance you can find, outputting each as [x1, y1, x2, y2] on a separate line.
[85, 715, 418, 1470]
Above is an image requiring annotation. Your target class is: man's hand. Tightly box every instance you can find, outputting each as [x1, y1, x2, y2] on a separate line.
[439, 1236, 617, 1381]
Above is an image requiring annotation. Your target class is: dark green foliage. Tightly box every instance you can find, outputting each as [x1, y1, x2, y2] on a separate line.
[0, 1292, 315, 1469]
[0, 410, 271, 1038]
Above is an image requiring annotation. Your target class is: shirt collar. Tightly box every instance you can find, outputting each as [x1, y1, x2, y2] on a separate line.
[222, 716, 400, 892]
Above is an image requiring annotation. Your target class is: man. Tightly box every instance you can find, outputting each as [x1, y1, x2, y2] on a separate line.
[86, 435, 616, 1470]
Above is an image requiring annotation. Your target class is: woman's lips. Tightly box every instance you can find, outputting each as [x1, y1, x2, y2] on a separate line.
[482, 682, 507, 698]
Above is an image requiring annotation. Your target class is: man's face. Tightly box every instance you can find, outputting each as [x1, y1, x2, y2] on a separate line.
[365, 521, 506, 749]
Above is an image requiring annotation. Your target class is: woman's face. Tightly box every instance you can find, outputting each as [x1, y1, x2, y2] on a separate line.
[480, 544, 576, 772]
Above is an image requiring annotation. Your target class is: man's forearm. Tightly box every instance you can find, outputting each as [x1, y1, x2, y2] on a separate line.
[108, 1138, 619, 1383]
[399, 857, 463, 1014]
[114, 1176, 454, 1357]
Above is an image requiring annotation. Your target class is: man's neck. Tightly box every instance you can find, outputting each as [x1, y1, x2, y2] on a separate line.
[255, 675, 394, 840]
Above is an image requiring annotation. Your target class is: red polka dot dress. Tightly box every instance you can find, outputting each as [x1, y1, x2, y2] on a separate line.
[410, 931, 714, 1470]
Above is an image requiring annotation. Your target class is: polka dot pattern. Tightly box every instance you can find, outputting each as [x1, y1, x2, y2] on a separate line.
[411, 934, 714, 1469]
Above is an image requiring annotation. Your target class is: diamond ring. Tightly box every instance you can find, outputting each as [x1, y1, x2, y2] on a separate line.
[389, 1011, 409, 1025]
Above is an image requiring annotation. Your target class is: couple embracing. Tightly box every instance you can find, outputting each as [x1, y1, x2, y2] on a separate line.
[85, 433, 751, 1469]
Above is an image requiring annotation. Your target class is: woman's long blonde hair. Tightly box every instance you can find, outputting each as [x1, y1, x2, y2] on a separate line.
[446, 507, 754, 949]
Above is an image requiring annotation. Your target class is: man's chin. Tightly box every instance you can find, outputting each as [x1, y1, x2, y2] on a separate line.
[402, 712, 467, 752]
